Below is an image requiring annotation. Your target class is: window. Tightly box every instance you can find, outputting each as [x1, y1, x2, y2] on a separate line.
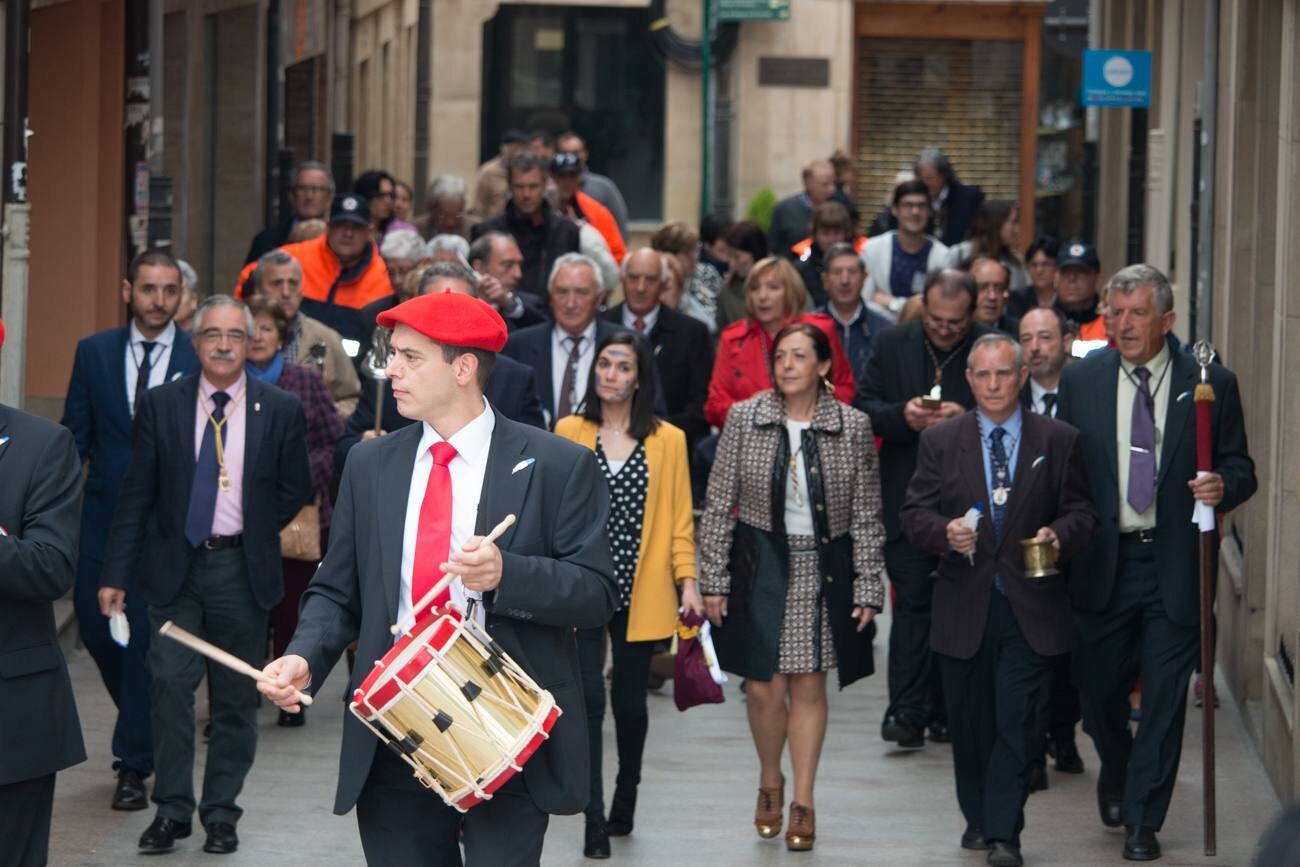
[481, 5, 665, 221]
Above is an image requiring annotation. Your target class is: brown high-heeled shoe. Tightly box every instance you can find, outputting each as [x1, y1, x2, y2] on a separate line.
[785, 802, 815, 851]
[754, 778, 784, 839]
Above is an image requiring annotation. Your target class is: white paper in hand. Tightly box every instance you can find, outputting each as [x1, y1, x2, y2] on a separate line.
[109, 611, 131, 648]
[1191, 470, 1216, 532]
[961, 506, 982, 565]
[697, 621, 728, 686]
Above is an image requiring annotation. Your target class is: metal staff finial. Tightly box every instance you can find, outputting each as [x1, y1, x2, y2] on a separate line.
[1192, 339, 1217, 384]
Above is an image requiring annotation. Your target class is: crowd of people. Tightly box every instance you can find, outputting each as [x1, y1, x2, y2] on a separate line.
[0, 133, 1264, 867]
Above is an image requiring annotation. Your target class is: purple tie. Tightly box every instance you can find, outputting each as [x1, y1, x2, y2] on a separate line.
[1127, 367, 1157, 514]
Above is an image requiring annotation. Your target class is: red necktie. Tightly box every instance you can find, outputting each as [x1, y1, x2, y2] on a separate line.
[412, 441, 458, 620]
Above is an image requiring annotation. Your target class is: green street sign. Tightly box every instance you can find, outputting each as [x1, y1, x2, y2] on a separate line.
[718, 0, 791, 22]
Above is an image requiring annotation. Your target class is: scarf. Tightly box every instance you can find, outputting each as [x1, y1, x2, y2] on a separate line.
[246, 351, 285, 385]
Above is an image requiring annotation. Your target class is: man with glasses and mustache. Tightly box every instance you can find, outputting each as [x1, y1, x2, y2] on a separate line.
[244, 161, 335, 265]
[61, 249, 200, 813]
[854, 269, 991, 750]
[101, 294, 311, 856]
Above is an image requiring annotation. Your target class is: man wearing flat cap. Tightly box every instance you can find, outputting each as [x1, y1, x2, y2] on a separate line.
[261, 291, 617, 864]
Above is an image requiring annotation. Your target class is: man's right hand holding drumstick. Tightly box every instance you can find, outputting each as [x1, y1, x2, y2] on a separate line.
[259, 656, 311, 714]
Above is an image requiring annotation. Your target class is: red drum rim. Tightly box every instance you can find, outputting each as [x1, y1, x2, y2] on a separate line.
[353, 609, 462, 717]
[455, 705, 561, 809]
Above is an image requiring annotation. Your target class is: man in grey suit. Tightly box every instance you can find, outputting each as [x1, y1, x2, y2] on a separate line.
[0, 318, 87, 867]
[261, 290, 616, 865]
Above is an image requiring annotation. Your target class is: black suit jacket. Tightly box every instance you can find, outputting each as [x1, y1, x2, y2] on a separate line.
[244, 218, 295, 266]
[936, 181, 986, 246]
[1056, 349, 1256, 625]
[768, 194, 812, 258]
[61, 326, 200, 565]
[901, 411, 1096, 658]
[0, 405, 87, 785]
[852, 320, 991, 539]
[600, 304, 713, 449]
[102, 375, 314, 610]
[288, 410, 617, 815]
[501, 319, 632, 428]
[335, 354, 547, 475]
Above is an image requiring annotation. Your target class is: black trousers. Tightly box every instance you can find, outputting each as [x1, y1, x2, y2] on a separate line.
[939, 592, 1055, 846]
[1032, 652, 1082, 768]
[883, 537, 941, 726]
[1074, 537, 1199, 831]
[356, 744, 548, 866]
[146, 548, 267, 828]
[576, 608, 657, 820]
[73, 555, 154, 776]
[0, 773, 55, 867]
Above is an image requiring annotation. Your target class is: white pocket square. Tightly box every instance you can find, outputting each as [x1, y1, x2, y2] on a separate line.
[0, 435, 9, 450]
[512, 458, 535, 475]
[170, 371, 184, 382]
[1032, 455, 1046, 469]
[1176, 390, 1191, 402]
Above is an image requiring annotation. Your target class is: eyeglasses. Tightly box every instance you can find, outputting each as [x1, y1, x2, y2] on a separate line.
[198, 329, 247, 343]
[897, 200, 930, 212]
[293, 184, 332, 195]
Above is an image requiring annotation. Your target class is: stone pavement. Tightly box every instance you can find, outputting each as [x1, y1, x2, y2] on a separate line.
[50, 614, 1280, 866]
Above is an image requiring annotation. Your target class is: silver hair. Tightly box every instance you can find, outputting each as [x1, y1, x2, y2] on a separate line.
[176, 259, 198, 292]
[548, 252, 605, 295]
[418, 260, 478, 294]
[251, 249, 301, 291]
[427, 174, 467, 201]
[380, 228, 428, 262]
[620, 247, 671, 284]
[967, 332, 1025, 369]
[427, 234, 470, 267]
[1106, 263, 1174, 315]
[293, 160, 335, 191]
[192, 293, 255, 337]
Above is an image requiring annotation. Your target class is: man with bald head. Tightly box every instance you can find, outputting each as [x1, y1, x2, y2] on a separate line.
[769, 159, 838, 258]
[602, 248, 713, 451]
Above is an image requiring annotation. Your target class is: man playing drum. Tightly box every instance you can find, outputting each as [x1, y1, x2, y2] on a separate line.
[260, 289, 617, 865]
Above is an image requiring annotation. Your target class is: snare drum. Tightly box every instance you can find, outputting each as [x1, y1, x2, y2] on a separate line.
[350, 609, 560, 811]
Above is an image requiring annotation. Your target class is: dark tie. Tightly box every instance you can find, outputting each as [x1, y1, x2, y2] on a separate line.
[1127, 367, 1157, 514]
[184, 391, 231, 547]
[1041, 392, 1057, 418]
[633, 317, 646, 332]
[557, 336, 583, 419]
[133, 341, 158, 416]
[990, 426, 1009, 594]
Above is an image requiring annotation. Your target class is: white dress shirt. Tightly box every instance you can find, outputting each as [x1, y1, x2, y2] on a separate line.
[551, 320, 597, 415]
[1029, 378, 1059, 417]
[125, 320, 177, 416]
[398, 398, 496, 632]
[783, 420, 815, 536]
[621, 304, 660, 335]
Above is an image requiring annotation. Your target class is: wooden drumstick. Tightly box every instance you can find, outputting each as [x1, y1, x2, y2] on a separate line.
[390, 513, 517, 636]
[158, 620, 314, 707]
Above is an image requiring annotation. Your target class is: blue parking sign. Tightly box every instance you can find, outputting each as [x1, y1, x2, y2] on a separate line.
[1082, 50, 1152, 108]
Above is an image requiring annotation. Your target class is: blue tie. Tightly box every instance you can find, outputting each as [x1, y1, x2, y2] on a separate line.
[990, 426, 1009, 594]
[185, 391, 231, 547]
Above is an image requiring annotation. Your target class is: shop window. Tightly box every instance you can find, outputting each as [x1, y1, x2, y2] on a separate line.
[482, 5, 665, 221]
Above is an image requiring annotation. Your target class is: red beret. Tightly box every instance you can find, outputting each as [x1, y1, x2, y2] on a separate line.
[377, 290, 507, 353]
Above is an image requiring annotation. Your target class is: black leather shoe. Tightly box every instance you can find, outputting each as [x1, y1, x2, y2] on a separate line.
[1097, 776, 1125, 828]
[583, 817, 611, 859]
[882, 715, 925, 748]
[1028, 763, 1049, 793]
[203, 822, 239, 855]
[961, 827, 989, 850]
[1054, 738, 1085, 773]
[138, 816, 191, 853]
[927, 722, 952, 744]
[1123, 825, 1160, 861]
[112, 770, 148, 811]
[277, 707, 306, 728]
[606, 787, 635, 836]
[987, 841, 1024, 866]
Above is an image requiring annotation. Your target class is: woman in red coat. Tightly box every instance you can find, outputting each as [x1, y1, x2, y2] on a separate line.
[704, 256, 855, 428]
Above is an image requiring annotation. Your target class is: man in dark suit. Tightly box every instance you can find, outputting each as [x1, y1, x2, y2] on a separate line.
[902, 333, 1096, 867]
[101, 294, 313, 855]
[854, 270, 991, 747]
[915, 148, 985, 246]
[767, 159, 837, 258]
[243, 161, 334, 264]
[470, 151, 580, 307]
[971, 256, 1020, 337]
[60, 248, 200, 811]
[601, 247, 713, 451]
[469, 231, 548, 331]
[502, 253, 629, 429]
[1056, 264, 1256, 862]
[335, 262, 547, 474]
[260, 290, 616, 865]
[0, 317, 88, 867]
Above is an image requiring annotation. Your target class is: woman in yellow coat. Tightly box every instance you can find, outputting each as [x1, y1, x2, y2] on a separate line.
[554, 331, 703, 859]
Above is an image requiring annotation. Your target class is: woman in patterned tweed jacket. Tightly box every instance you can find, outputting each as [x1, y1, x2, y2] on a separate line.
[698, 322, 887, 853]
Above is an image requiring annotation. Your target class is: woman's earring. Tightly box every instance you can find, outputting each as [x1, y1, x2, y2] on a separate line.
[822, 376, 835, 396]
